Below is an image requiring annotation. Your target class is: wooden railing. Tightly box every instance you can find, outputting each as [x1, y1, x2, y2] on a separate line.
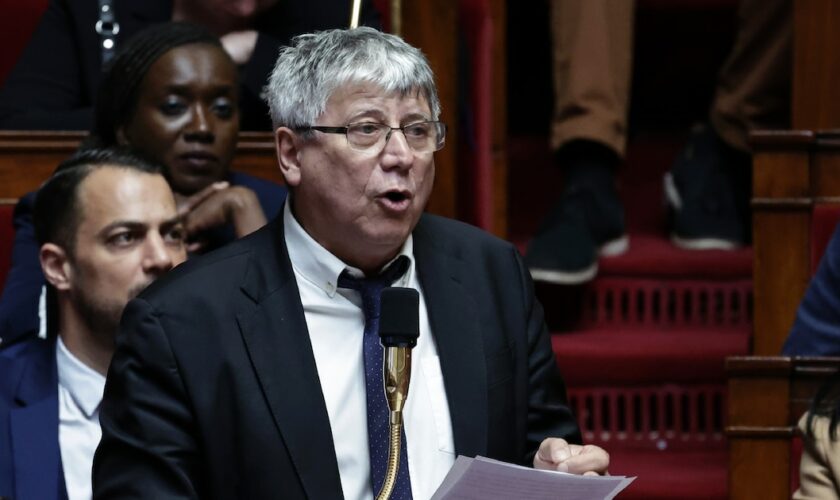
[727, 356, 840, 500]
[0, 131, 283, 201]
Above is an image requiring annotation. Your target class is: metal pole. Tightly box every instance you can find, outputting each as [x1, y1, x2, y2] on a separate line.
[390, 0, 402, 37]
[349, 0, 362, 28]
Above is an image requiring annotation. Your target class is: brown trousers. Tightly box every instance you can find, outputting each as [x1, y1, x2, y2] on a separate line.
[550, 0, 791, 156]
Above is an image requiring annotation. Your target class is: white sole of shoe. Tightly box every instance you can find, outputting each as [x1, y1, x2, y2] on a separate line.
[670, 234, 740, 251]
[663, 171, 682, 210]
[529, 262, 598, 285]
[599, 235, 629, 257]
[663, 172, 742, 251]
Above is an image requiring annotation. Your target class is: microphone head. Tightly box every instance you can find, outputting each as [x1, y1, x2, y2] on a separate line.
[379, 287, 420, 348]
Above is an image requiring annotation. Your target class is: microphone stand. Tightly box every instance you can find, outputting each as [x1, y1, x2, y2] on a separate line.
[348, 0, 402, 36]
[376, 287, 420, 500]
[377, 345, 412, 500]
[349, 0, 361, 28]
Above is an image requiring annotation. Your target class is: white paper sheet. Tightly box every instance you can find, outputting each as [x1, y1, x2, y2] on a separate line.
[431, 455, 635, 500]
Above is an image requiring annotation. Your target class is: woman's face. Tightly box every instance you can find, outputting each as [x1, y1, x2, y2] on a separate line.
[119, 43, 239, 196]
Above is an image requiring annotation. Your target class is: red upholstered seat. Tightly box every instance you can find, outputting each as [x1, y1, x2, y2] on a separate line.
[0, 203, 15, 295]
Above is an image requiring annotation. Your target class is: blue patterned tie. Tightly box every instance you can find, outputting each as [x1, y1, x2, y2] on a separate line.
[338, 256, 413, 500]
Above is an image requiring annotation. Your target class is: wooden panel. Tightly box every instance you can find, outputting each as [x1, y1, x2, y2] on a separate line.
[401, 0, 458, 219]
[489, 0, 507, 237]
[793, 0, 840, 129]
[729, 440, 791, 500]
[726, 357, 840, 500]
[752, 210, 811, 355]
[752, 149, 811, 199]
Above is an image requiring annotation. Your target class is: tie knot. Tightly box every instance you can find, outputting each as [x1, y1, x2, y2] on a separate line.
[337, 255, 410, 292]
[338, 255, 410, 320]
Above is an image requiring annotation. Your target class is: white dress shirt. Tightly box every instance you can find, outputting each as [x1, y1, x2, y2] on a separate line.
[56, 336, 106, 500]
[284, 202, 456, 499]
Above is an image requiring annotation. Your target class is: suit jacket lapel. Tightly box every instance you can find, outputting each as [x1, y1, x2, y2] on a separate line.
[10, 339, 64, 500]
[413, 217, 488, 458]
[236, 219, 344, 498]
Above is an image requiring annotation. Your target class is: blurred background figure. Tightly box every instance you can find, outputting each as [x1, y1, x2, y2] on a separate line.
[0, 22, 286, 347]
[0, 148, 187, 500]
[0, 0, 379, 130]
[525, 0, 790, 285]
[794, 370, 840, 499]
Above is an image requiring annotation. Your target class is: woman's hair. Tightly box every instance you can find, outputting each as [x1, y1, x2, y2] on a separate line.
[807, 368, 840, 439]
[264, 27, 440, 131]
[92, 22, 225, 145]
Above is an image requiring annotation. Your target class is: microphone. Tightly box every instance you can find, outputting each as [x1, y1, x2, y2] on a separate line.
[376, 287, 419, 500]
[379, 287, 420, 417]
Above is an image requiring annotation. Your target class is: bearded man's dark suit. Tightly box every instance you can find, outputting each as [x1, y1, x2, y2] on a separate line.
[92, 213, 581, 499]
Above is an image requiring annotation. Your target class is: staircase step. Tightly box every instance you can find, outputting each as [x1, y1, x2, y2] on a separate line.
[610, 448, 727, 500]
[553, 329, 749, 386]
[517, 232, 752, 281]
[599, 233, 752, 279]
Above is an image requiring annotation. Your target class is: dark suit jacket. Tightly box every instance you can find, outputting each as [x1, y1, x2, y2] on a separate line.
[0, 336, 68, 500]
[93, 213, 581, 499]
[784, 221, 840, 355]
[0, 171, 285, 348]
[0, 0, 379, 130]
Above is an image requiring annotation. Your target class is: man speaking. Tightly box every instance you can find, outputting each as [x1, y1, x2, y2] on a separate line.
[93, 27, 608, 499]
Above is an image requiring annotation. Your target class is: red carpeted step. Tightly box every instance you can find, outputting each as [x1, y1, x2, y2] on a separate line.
[599, 233, 752, 279]
[515, 232, 752, 281]
[609, 448, 728, 500]
[552, 329, 749, 386]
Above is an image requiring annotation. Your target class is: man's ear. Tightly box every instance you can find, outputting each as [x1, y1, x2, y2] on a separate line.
[40, 243, 72, 291]
[275, 127, 302, 188]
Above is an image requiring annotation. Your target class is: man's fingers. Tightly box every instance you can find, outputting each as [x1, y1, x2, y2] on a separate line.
[561, 445, 610, 475]
[535, 438, 571, 471]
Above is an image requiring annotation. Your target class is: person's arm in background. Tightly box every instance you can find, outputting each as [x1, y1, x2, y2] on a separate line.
[0, 0, 95, 130]
[784, 222, 840, 355]
[0, 192, 45, 344]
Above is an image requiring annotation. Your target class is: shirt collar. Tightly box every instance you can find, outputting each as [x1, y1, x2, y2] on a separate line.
[55, 336, 106, 419]
[283, 200, 415, 297]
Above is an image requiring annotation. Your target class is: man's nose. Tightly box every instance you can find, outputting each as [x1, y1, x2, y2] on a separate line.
[380, 129, 414, 170]
[143, 234, 175, 275]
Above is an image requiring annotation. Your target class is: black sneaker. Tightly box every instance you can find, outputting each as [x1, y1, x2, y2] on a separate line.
[526, 181, 628, 285]
[664, 123, 751, 250]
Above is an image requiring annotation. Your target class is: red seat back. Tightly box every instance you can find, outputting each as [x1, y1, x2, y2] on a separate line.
[810, 203, 840, 272]
[0, 0, 49, 84]
[0, 203, 15, 295]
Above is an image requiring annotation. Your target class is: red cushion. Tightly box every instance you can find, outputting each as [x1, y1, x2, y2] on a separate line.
[0, 0, 49, 84]
[553, 329, 749, 386]
[0, 204, 14, 295]
[810, 204, 840, 273]
[609, 448, 727, 500]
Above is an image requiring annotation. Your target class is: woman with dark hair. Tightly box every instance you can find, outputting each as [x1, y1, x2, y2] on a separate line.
[794, 370, 840, 499]
[0, 22, 286, 346]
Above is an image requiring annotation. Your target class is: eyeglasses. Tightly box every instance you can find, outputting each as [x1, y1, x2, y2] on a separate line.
[295, 120, 447, 153]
